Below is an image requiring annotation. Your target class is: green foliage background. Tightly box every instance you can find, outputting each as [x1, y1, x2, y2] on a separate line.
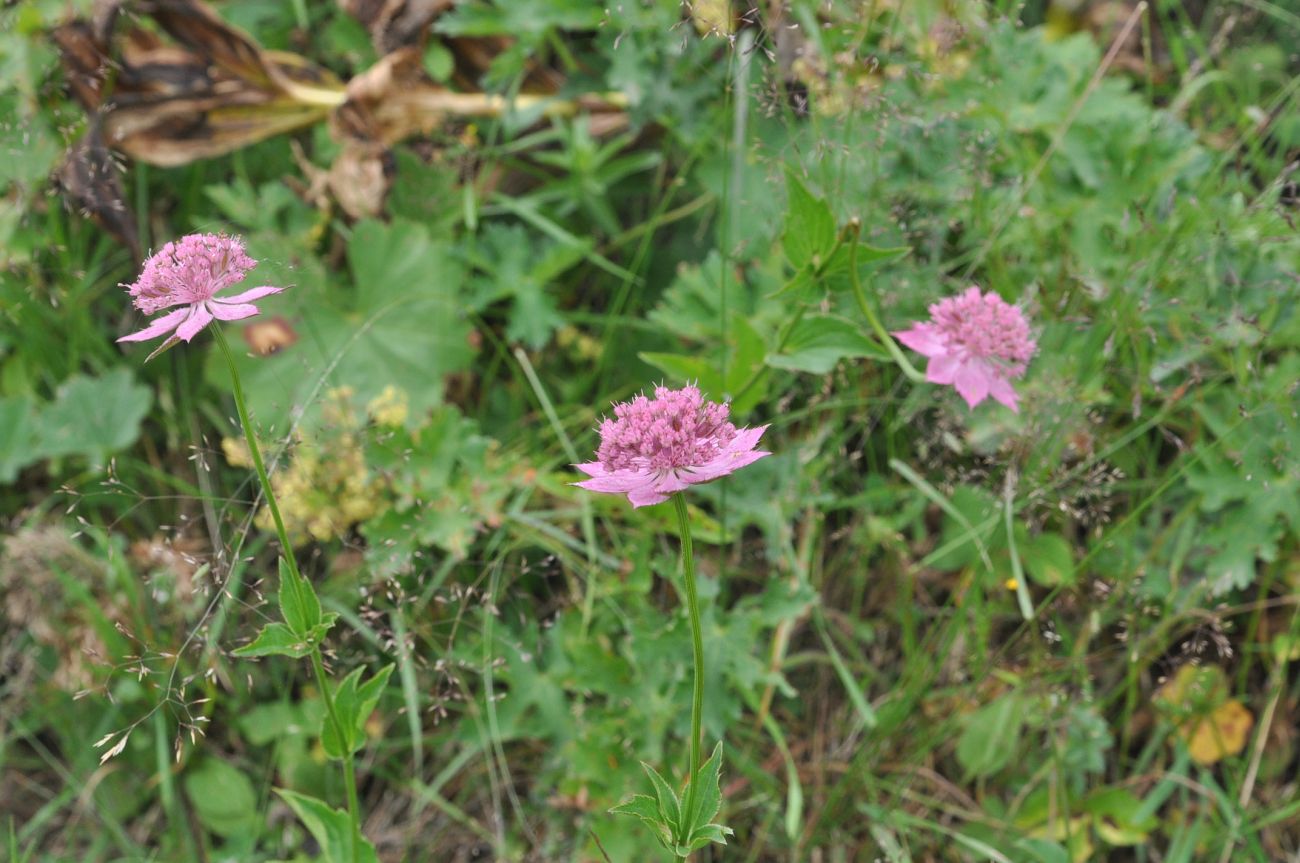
[2, 0, 1299, 861]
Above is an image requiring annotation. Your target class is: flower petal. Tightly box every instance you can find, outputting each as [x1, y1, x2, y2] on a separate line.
[988, 376, 1020, 412]
[925, 353, 963, 385]
[175, 305, 214, 342]
[687, 448, 771, 482]
[572, 461, 606, 478]
[218, 285, 283, 304]
[893, 324, 947, 358]
[628, 485, 671, 508]
[952, 361, 993, 408]
[117, 306, 192, 343]
[574, 468, 657, 494]
[210, 301, 260, 321]
[726, 424, 769, 453]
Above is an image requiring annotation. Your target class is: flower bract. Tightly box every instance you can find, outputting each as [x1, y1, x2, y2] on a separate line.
[574, 384, 770, 508]
[118, 233, 283, 346]
[893, 286, 1037, 411]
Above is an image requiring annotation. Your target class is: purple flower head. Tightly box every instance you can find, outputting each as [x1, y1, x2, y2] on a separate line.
[117, 233, 283, 345]
[893, 286, 1037, 412]
[574, 384, 771, 508]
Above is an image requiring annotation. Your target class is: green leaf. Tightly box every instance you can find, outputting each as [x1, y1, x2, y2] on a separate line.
[610, 794, 675, 850]
[639, 761, 682, 836]
[773, 238, 909, 297]
[322, 664, 394, 759]
[679, 742, 733, 853]
[466, 224, 576, 349]
[436, 0, 605, 39]
[783, 170, 837, 272]
[277, 557, 322, 636]
[232, 622, 315, 658]
[1022, 532, 1077, 587]
[0, 395, 38, 482]
[639, 314, 768, 414]
[647, 251, 772, 343]
[184, 758, 259, 839]
[681, 742, 725, 836]
[682, 822, 735, 853]
[956, 691, 1029, 778]
[766, 314, 889, 374]
[216, 220, 473, 431]
[36, 369, 152, 465]
[1083, 787, 1158, 845]
[847, 240, 910, 264]
[929, 484, 1001, 571]
[277, 789, 379, 863]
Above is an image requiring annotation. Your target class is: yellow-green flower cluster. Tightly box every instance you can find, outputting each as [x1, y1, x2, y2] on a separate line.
[223, 386, 395, 544]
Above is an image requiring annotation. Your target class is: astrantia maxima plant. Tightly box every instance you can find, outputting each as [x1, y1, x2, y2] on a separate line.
[117, 233, 283, 348]
[113, 233, 385, 861]
[574, 384, 770, 508]
[892, 286, 1037, 412]
[576, 384, 761, 857]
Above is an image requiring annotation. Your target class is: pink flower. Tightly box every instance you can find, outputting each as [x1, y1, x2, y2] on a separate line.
[574, 385, 771, 508]
[117, 233, 283, 345]
[892, 286, 1037, 412]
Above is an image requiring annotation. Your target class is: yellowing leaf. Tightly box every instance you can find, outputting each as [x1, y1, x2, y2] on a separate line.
[690, 0, 733, 35]
[1184, 700, 1254, 766]
[1153, 665, 1255, 766]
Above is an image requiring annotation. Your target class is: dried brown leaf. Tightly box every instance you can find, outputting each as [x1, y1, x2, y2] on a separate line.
[339, 0, 453, 53]
[56, 124, 139, 258]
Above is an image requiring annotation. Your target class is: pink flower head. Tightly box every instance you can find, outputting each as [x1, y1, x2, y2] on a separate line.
[117, 233, 283, 345]
[892, 286, 1037, 412]
[574, 384, 771, 508]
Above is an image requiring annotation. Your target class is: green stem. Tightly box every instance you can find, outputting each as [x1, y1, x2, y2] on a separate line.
[671, 493, 705, 836]
[213, 327, 362, 863]
[846, 229, 926, 383]
[311, 649, 361, 835]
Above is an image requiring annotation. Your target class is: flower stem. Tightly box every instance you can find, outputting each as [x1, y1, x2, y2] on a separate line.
[847, 229, 926, 384]
[213, 327, 362, 863]
[671, 493, 705, 834]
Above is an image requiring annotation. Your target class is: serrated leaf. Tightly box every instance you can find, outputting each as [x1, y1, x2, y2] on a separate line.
[639, 761, 682, 835]
[773, 238, 909, 297]
[682, 822, 735, 853]
[232, 622, 314, 658]
[639, 314, 768, 414]
[277, 789, 379, 863]
[680, 741, 725, 836]
[322, 664, 394, 759]
[307, 613, 340, 643]
[278, 557, 322, 636]
[783, 170, 836, 272]
[215, 220, 473, 432]
[766, 314, 889, 374]
[37, 369, 152, 465]
[772, 264, 818, 298]
[610, 794, 675, 850]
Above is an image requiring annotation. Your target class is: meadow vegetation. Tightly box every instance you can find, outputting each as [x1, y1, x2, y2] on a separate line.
[1, 0, 1299, 860]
